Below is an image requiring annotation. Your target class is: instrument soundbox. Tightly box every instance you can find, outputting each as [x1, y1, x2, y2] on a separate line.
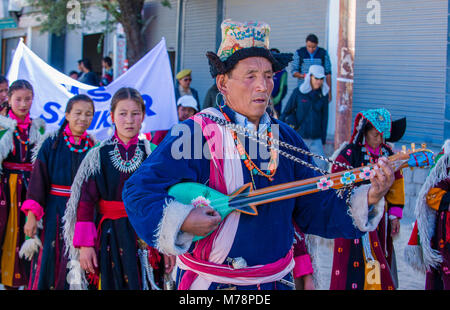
[168, 144, 433, 241]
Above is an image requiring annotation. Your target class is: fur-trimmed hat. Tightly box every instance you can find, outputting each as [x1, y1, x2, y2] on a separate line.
[206, 19, 293, 77]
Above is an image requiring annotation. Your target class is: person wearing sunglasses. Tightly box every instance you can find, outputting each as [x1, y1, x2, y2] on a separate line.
[280, 65, 330, 171]
[175, 69, 200, 111]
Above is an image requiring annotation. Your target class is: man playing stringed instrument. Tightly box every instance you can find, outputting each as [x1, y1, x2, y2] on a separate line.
[122, 20, 396, 290]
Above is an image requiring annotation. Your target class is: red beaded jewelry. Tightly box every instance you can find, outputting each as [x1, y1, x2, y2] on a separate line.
[63, 132, 90, 153]
[364, 143, 383, 164]
[14, 129, 30, 152]
[221, 110, 278, 181]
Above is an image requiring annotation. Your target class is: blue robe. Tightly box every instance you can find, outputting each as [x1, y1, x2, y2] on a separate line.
[123, 106, 365, 290]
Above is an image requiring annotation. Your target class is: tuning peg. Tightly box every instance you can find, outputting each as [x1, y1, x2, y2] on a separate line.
[402, 145, 406, 153]
[421, 143, 427, 149]
[411, 143, 416, 152]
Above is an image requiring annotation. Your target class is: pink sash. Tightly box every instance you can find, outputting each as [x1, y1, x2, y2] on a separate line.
[178, 111, 229, 290]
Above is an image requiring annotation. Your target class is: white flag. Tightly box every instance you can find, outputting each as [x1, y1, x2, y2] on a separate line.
[7, 38, 178, 140]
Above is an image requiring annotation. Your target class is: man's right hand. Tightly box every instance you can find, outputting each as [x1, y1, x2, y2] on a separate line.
[293, 72, 305, 79]
[180, 206, 221, 236]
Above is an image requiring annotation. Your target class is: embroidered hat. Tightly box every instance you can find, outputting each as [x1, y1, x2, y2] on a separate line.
[350, 108, 406, 144]
[176, 69, 192, 80]
[206, 19, 293, 77]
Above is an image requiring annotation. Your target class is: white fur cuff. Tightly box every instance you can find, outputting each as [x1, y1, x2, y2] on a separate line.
[155, 199, 195, 256]
[348, 184, 385, 232]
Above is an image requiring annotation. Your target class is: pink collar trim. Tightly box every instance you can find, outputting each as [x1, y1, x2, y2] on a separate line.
[9, 110, 31, 131]
[366, 144, 381, 156]
[64, 124, 88, 145]
[114, 131, 139, 150]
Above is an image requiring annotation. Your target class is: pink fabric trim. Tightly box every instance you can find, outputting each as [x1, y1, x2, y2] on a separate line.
[192, 114, 227, 194]
[183, 212, 242, 290]
[73, 221, 97, 248]
[293, 254, 314, 278]
[366, 144, 381, 156]
[113, 131, 139, 150]
[9, 110, 31, 131]
[64, 123, 88, 145]
[21, 199, 44, 221]
[178, 249, 294, 286]
[388, 206, 403, 219]
[179, 114, 225, 290]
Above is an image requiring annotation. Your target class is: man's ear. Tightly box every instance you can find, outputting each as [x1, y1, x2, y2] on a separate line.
[216, 74, 228, 95]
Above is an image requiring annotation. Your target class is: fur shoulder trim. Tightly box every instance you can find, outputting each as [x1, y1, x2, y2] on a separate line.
[0, 115, 17, 130]
[412, 151, 449, 271]
[404, 244, 426, 273]
[62, 139, 108, 290]
[29, 117, 46, 145]
[443, 139, 450, 154]
[31, 129, 59, 163]
[141, 138, 152, 156]
[328, 141, 349, 173]
[0, 119, 15, 171]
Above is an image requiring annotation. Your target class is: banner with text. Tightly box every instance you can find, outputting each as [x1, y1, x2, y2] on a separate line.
[7, 38, 178, 140]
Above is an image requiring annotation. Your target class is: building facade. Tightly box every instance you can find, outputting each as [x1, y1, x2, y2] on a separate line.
[0, 0, 448, 148]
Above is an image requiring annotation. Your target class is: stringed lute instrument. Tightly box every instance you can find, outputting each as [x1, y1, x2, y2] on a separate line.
[168, 144, 433, 241]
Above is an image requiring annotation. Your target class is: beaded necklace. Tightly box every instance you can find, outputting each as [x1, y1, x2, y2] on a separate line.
[109, 139, 144, 174]
[14, 128, 30, 151]
[63, 131, 90, 153]
[364, 143, 383, 164]
[220, 108, 278, 182]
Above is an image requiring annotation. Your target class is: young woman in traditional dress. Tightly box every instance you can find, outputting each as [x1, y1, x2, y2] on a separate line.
[0, 80, 45, 289]
[21, 94, 96, 289]
[63, 87, 174, 290]
[329, 108, 406, 290]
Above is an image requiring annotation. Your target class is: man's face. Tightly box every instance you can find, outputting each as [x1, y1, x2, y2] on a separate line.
[178, 75, 192, 89]
[219, 57, 274, 124]
[310, 75, 324, 90]
[177, 106, 196, 122]
[306, 41, 318, 54]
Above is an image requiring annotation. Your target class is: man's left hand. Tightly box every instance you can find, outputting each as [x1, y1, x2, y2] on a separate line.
[367, 157, 395, 206]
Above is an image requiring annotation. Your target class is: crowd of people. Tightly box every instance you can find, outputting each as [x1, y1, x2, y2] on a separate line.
[68, 56, 114, 88]
[0, 19, 448, 291]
